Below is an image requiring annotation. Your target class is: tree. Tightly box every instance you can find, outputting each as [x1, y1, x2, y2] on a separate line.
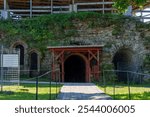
[113, 0, 148, 14]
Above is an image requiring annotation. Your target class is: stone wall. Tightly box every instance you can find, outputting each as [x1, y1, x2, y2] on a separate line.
[0, 15, 149, 73]
[69, 19, 148, 72]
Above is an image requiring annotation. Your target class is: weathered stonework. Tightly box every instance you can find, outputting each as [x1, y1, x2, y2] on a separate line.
[0, 16, 149, 74]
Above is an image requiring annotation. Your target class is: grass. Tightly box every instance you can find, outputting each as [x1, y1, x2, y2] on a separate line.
[98, 84, 150, 100]
[0, 83, 62, 100]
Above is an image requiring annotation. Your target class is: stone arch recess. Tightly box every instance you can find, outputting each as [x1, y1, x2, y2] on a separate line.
[28, 49, 41, 73]
[10, 41, 28, 70]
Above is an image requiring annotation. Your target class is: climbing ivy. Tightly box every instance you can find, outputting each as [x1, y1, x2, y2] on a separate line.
[0, 12, 148, 53]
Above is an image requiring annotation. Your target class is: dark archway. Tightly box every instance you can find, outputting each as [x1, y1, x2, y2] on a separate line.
[113, 48, 134, 71]
[15, 44, 24, 65]
[112, 48, 137, 82]
[64, 55, 86, 82]
[30, 52, 38, 77]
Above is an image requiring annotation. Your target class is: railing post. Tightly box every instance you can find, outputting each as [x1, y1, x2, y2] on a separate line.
[69, 5, 73, 13]
[1, 0, 9, 19]
[51, 0, 53, 14]
[30, 0, 33, 18]
[103, 70, 106, 93]
[35, 76, 39, 100]
[4, 0, 7, 11]
[102, 0, 105, 14]
[55, 71, 58, 99]
[113, 71, 116, 99]
[127, 72, 131, 100]
[49, 72, 51, 100]
[0, 46, 4, 92]
[73, 4, 77, 13]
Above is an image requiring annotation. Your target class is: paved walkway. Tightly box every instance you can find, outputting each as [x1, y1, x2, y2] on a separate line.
[57, 83, 112, 100]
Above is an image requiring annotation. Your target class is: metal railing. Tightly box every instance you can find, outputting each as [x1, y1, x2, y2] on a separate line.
[0, 69, 62, 100]
[0, 0, 114, 19]
[101, 70, 150, 100]
[134, 9, 150, 22]
[0, 12, 1, 18]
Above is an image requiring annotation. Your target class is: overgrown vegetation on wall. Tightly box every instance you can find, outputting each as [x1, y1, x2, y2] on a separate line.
[1, 12, 148, 50]
[0, 12, 149, 70]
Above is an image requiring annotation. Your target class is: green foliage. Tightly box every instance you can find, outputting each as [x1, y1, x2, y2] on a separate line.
[113, 0, 148, 13]
[0, 12, 148, 54]
[113, 0, 130, 14]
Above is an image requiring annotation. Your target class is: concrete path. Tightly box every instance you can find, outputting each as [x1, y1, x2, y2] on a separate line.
[57, 83, 112, 100]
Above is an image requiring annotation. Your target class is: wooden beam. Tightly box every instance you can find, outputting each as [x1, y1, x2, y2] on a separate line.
[88, 50, 97, 61]
[56, 50, 64, 60]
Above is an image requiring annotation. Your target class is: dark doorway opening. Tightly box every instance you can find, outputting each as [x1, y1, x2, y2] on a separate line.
[112, 48, 136, 82]
[30, 52, 38, 77]
[64, 55, 86, 82]
[15, 45, 24, 65]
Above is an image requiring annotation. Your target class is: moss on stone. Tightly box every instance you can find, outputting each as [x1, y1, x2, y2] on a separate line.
[0, 12, 149, 53]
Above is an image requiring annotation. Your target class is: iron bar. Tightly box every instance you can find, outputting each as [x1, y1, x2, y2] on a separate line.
[49, 73, 51, 100]
[0, 46, 4, 92]
[113, 72, 116, 99]
[127, 72, 131, 100]
[55, 71, 57, 99]
[103, 70, 106, 93]
[35, 76, 39, 100]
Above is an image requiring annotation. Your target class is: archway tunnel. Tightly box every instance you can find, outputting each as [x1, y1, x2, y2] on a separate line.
[112, 48, 138, 82]
[64, 55, 86, 82]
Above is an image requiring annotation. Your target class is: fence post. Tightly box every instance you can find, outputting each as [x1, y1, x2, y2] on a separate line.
[127, 72, 131, 100]
[73, 4, 77, 13]
[113, 71, 116, 99]
[103, 70, 106, 93]
[0, 46, 4, 92]
[30, 0, 32, 18]
[55, 71, 57, 99]
[51, 0, 53, 14]
[35, 76, 39, 100]
[49, 72, 51, 100]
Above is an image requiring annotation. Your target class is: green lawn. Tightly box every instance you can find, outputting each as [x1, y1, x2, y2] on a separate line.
[0, 84, 62, 100]
[98, 85, 150, 100]
[20, 75, 50, 82]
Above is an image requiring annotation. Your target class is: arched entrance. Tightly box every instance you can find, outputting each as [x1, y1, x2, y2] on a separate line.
[112, 48, 136, 71]
[48, 45, 103, 82]
[112, 48, 137, 82]
[29, 52, 38, 77]
[15, 44, 24, 65]
[64, 55, 86, 82]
